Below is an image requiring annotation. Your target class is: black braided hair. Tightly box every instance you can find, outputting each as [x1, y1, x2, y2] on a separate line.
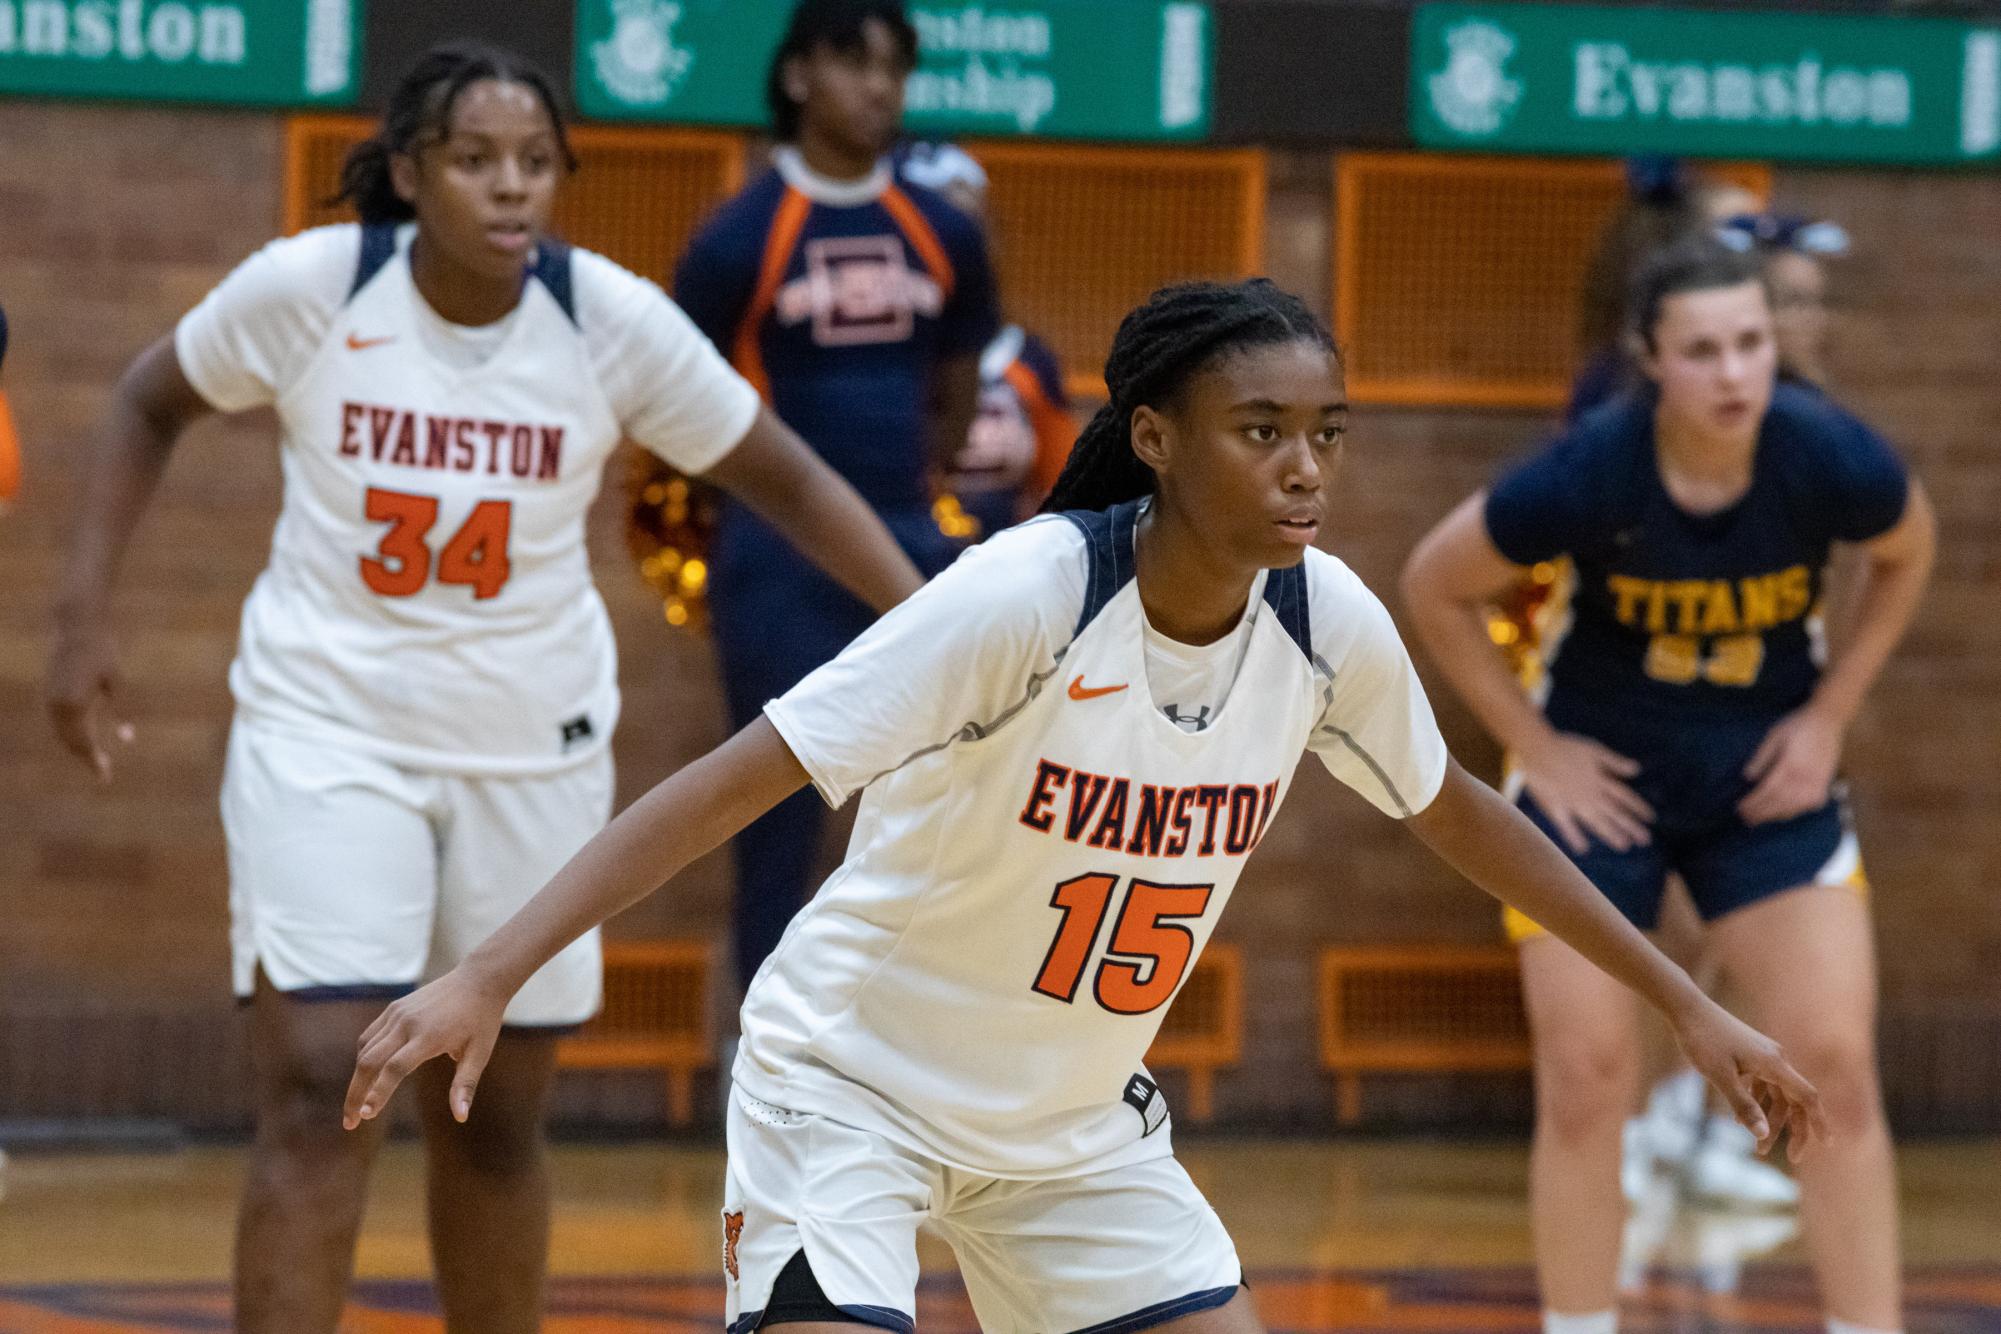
[335, 42, 578, 225]
[766, 0, 918, 142]
[1039, 278, 1338, 514]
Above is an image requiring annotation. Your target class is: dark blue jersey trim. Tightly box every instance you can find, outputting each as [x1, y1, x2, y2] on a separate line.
[1261, 561, 1312, 660]
[1060, 498, 1144, 638]
[528, 235, 578, 326]
[728, 1302, 913, 1334]
[1067, 1282, 1242, 1334]
[349, 222, 399, 302]
[235, 982, 416, 1005]
[1062, 499, 1311, 659]
[347, 224, 577, 327]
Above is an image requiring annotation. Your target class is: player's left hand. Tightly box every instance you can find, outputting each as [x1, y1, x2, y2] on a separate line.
[1739, 705, 1843, 825]
[343, 966, 510, 1131]
[1671, 995, 1826, 1163]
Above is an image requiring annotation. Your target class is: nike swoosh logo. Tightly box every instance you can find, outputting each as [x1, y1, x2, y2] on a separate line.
[1068, 675, 1128, 701]
[346, 332, 395, 351]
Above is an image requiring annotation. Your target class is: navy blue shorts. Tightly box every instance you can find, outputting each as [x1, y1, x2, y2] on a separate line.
[1515, 697, 1862, 932]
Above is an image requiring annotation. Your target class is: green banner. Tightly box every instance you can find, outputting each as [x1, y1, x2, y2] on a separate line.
[1413, 2, 2001, 165]
[0, 0, 362, 105]
[577, 0, 1211, 140]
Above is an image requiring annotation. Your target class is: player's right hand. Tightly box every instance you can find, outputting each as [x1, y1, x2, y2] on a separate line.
[1515, 731, 1654, 855]
[46, 624, 134, 785]
[344, 968, 510, 1130]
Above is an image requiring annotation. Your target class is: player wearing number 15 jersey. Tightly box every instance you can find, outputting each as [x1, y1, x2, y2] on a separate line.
[47, 44, 921, 1334]
[347, 278, 1823, 1334]
[1403, 237, 1934, 1334]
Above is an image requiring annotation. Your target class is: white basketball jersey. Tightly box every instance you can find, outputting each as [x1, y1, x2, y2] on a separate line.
[174, 224, 757, 773]
[746, 504, 1448, 1178]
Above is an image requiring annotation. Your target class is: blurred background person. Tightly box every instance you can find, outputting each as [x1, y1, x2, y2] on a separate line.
[895, 139, 1076, 538]
[673, 0, 999, 1003]
[1569, 156, 1760, 424]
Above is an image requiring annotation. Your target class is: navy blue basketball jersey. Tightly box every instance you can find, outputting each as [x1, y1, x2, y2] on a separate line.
[673, 150, 999, 515]
[1485, 382, 1908, 722]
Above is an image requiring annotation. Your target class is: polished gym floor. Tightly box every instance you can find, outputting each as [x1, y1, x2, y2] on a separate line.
[2, 1140, 1998, 1331]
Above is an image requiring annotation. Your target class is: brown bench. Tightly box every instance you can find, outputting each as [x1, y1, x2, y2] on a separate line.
[1317, 945, 1530, 1126]
[556, 939, 714, 1128]
[1146, 944, 1243, 1125]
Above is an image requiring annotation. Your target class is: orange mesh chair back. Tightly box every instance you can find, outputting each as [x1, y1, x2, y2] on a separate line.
[1335, 153, 1769, 408]
[557, 940, 714, 1129]
[1145, 943, 1243, 1124]
[969, 143, 1266, 401]
[284, 114, 745, 283]
[1318, 945, 1530, 1126]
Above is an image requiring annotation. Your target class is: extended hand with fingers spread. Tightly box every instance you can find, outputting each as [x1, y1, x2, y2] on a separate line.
[343, 967, 512, 1130]
[1671, 994, 1827, 1162]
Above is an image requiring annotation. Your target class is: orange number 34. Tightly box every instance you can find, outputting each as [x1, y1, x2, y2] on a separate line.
[1032, 873, 1215, 1015]
[360, 487, 513, 600]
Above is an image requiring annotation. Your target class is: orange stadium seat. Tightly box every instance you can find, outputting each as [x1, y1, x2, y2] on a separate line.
[1334, 153, 1768, 409]
[284, 114, 745, 283]
[1145, 943, 1243, 1125]
[965, 142, 1267, 400]
[1318, 945, 1530, 1126]
[556, 940, 715, 1129]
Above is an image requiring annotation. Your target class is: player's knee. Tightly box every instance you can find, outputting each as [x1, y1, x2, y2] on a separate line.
[435, 1091, 548, 1180]
[258, 1028, 369, 1134]
[1534, 1035, 1638, 1141]
[1785, 1028, 1884, 1138]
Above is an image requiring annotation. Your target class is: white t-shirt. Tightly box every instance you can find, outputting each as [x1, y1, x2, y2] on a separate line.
[175, 223, 760, 773]
[741, 510, 1448, 1178]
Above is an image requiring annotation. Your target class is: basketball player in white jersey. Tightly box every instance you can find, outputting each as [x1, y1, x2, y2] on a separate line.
[346, 279, 1822, 1334]
[46, 43, 924, 1334]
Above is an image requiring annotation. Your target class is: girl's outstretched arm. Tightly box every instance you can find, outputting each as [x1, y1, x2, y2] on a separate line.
[1406, 759, 1826, 1158]
[344, 717, 809, 1127]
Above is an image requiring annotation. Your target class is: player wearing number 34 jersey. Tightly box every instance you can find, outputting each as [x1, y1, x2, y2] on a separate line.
[49, 44, 924, 1334]
[346, 278, 1825, 1334]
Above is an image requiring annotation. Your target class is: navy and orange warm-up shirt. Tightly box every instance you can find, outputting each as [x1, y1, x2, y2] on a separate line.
[674, 148, 1000, 518]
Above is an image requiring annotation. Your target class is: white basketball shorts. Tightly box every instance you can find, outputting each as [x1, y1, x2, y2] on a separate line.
[721, 1089, 1243, 1334]
[220, 715, 612, 1027]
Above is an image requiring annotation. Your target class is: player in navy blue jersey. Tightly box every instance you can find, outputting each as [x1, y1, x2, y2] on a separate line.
[674, 0, 1000, 997]
[1404, 237, 1935, 1334]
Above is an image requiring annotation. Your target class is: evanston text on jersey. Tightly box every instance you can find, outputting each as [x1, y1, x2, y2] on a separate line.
[339, 401, 565, 481]
[1018, 762, 1282, 858]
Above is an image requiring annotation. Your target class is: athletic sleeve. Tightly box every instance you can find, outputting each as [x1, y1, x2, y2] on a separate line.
[1482, 436, 1588, 567]
[578, 251, 760, 475]
[173, 226, 355, 413]
[935, 206, 1001, 359]
[765, 518, 1085, 808]
[1304, 554, 1450, 819]
[1819, 409, 1910, 544]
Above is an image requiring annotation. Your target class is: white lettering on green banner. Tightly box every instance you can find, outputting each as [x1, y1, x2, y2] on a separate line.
[1414, 2, 2001, 165]
[0, 0, 362, 104]
[577, 0, 1210, 141]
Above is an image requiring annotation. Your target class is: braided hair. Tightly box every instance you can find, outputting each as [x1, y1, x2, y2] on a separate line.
[1039, 279, 1338, 514]
[335, 42, 577, 225]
